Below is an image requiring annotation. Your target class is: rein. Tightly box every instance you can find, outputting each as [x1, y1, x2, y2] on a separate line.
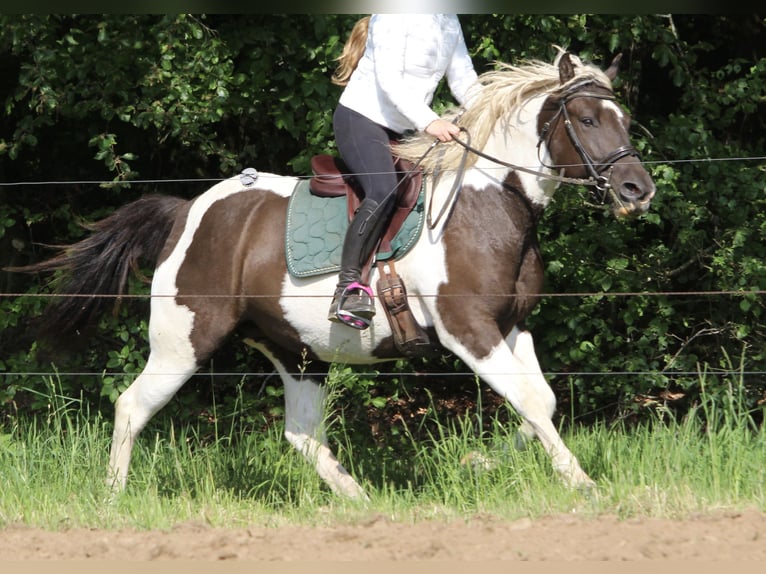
[452, 130, 596, 189]
[426, 128, 471, 229]
[427, 121, 606, 230]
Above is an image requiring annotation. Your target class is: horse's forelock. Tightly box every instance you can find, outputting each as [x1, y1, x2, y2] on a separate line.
[556, 72, 613, 100]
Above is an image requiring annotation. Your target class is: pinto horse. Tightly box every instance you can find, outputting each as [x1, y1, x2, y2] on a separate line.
[10, 51, 655, 498]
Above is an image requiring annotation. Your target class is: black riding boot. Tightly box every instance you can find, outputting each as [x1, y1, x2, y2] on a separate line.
[328, 197, 393, 329]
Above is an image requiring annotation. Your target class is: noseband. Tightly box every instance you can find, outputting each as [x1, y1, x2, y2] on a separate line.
[538, 90, 641, 192]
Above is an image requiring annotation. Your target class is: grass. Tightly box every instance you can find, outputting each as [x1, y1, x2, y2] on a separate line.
[0, 372, 764, 530]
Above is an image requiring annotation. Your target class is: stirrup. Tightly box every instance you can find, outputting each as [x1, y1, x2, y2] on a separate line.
[336, 282, 375, 330]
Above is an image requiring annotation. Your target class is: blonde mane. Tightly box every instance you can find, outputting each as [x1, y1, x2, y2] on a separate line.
[394, 53, 614, 174]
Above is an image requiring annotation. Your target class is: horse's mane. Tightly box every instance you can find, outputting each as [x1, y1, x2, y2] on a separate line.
[394, 50, 614, 173]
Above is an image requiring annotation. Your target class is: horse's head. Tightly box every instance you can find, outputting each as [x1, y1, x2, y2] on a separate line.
[539, 52, 656, 217]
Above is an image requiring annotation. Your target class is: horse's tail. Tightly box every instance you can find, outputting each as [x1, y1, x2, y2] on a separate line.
[6, 194, 187, 339]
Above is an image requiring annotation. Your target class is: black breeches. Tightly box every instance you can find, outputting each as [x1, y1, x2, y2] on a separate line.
[333, 103, 402, 206]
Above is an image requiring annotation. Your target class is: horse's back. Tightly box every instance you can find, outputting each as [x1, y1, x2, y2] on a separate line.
[158, 174, 295, 276]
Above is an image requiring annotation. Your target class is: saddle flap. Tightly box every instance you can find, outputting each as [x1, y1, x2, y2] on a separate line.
[375, 260, 436, 358]
[308, 153, 423, 244]
[380, 157, 422, 253]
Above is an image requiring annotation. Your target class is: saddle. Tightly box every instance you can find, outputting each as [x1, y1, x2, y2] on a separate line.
[309, 154, 435, 357]
[309, 154, 422, 257]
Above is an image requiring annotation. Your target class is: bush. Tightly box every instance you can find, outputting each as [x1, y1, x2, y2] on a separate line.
[1, 15, 764, 430]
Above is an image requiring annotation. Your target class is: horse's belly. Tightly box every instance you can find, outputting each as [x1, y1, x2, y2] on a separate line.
[279, 250, 445, 364]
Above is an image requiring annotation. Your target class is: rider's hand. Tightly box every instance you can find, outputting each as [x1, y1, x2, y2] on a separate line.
[425, 119, 461, 142]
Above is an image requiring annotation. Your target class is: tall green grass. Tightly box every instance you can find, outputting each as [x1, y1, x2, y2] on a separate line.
[0, 370, 763, 530]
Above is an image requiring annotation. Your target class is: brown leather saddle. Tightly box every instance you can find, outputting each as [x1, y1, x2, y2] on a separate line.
[309, 153, 423, 256]
[308, 153, 436, 357]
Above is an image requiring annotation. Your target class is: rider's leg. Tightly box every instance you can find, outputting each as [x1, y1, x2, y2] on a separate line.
[329, 104, 401, 328]
[328, 195, 395, 326]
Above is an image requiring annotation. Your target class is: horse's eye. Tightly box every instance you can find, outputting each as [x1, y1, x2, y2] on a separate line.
[581, 117, 596, 127]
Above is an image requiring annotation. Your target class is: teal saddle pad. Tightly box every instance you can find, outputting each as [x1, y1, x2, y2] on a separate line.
[285, 179, 425, 278]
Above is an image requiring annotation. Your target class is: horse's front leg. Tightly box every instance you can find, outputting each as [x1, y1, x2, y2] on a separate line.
[440, 323, 595, 489]
[504, 327, 595, 488]
[504, 326, 554, 449]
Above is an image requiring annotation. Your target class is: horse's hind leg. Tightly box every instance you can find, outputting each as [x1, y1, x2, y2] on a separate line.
[284, 376, 368, 499]
[251, 343, 368, 500]
[107, 350, 198, 492]
[107, 289, 207, 492]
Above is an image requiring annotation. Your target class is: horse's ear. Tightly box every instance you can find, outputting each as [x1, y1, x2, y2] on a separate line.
[558, 53, 576, 83]
[605, 53, 623, 81]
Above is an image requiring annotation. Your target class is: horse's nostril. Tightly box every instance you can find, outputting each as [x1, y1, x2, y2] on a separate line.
[621, 181, 651, 202]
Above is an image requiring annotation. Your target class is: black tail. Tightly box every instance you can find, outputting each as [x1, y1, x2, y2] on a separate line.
[5, 194, 187, 338]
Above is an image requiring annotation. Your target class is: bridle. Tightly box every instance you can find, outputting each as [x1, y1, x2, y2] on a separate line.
[419, 84, 643, 228]
[537, 90, 642, 193]
[449, 86, 642, 193]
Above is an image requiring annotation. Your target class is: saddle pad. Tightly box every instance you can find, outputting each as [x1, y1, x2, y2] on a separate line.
[285, 179, 425, 278]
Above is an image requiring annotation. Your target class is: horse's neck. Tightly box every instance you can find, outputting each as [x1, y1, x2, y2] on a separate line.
[468, 93, 558, 209]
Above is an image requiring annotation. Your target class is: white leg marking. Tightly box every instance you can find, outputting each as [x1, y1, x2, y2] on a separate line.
[440, 325, 594, 488]
[254, 344, 368, 500]
[108, 352, 197, 491]
[506, 327, 556, 447]
[283, 377, 368, 500]
[108, 274, 199, 492]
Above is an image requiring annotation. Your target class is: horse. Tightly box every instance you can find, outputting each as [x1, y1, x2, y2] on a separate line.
[9, 51, 655, 499]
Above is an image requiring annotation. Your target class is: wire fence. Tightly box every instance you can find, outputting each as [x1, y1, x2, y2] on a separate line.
[1, 290, 764, 299]
[1, 286, 763, 381]
[2, 157, 764, 382]
[1, 153, 765, 189]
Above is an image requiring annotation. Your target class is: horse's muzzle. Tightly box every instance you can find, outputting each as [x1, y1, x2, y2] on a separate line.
[609, 162, 656, 217]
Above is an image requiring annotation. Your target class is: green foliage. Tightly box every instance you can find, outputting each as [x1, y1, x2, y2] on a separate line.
[1, 15, 765, 430]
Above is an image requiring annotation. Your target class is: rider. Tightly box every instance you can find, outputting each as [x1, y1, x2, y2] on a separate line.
[328, 14, 479, 329]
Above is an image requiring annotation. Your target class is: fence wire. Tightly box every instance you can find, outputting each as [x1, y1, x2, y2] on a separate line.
[0, 154, 765, 188]
[1, 157, 764, 382]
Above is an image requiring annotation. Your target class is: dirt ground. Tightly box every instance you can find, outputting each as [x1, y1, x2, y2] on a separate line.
[1, 509, 764, 561]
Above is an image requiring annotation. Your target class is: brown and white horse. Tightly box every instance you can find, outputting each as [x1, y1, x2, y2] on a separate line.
[11, 51, 655, 498]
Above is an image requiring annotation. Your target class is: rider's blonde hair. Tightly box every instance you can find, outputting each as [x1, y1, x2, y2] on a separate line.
[331, 16, 370, 87]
